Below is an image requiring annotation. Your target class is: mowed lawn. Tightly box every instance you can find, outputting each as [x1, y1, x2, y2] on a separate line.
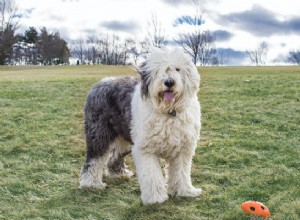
[0, 65, 299, 220]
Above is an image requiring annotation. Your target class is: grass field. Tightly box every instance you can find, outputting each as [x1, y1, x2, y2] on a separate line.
[0, 65, 299, 220]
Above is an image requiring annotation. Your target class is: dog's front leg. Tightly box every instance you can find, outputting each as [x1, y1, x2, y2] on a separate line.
[132, 148, 168, 205]
[166, 150, 202, 197]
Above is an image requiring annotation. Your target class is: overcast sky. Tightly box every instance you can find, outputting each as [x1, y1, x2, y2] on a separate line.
[17, 0, 300, 65]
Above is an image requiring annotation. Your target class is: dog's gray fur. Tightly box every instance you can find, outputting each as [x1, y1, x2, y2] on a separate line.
[81, 76, 140, 175]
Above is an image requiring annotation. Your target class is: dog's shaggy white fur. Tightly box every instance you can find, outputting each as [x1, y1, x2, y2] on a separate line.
[79, 47, 201, 205]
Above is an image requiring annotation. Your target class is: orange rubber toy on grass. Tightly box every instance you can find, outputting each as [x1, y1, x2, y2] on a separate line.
[241, 201, 271, 218]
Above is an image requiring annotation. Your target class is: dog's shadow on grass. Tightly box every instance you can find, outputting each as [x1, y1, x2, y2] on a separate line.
[39, 177, 202, 219]
[122, 196, 201, 220]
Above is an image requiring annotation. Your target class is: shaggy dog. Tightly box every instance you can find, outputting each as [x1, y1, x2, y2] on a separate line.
[79, 47, 202, 204]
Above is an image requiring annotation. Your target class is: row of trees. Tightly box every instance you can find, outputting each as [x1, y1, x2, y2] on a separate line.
[1, 0, 299, 66]
[0, 0, 70, 65]
[0, 0, 18, 64]
[70, 0, 300, 66]
[71, 0, 223, 66]
[0, 0, 223, 66]
[72, 35, 141, 66]
[246, 42, 300, 66]
[13, 27, 70, 65]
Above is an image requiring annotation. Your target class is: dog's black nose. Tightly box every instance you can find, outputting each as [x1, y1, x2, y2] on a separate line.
[164, 78, 174, 88]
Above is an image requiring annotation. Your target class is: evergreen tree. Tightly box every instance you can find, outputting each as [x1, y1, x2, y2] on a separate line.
[25, 27, 38, 44]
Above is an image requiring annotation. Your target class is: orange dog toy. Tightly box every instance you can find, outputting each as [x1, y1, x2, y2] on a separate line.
[241, 201, 271, 218]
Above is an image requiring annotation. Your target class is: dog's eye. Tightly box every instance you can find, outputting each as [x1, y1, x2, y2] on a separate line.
[175, 68, 180, 72]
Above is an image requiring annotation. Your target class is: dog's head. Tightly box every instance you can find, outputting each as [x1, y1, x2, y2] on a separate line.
[138, 47, 200, 114]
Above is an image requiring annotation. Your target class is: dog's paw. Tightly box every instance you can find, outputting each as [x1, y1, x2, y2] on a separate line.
[142, 192, 169, 205]
[176, 187, 202, 197]
[79, 180, 107, 190]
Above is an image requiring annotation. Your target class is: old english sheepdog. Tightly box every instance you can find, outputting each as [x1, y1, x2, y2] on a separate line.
[79, 47, 202, 204]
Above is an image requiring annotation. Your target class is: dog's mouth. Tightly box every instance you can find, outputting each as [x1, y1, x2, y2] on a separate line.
[163, 90, 175, 102]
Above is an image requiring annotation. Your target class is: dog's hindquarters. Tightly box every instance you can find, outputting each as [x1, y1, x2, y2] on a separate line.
[79, 77, 138, 189]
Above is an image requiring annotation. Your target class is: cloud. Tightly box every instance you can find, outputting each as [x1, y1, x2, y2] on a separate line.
[173, 15, 203, 27]
[216, 5, 300, 36]
[100, 20, 139, 33]
[13, 14, 23, 19]
[218, 48, 247, 59]
[213, 30, 233, 42]
[49, 14, 65, 22]
[16, 7, 35, 19]
[57, 28, 72, 42]
[82, 28, 98, 36]
[280, 43, 287, 47]
[162, 0, 188, 6]
[272, 53, 286, 64]
[163, 0, 220, 7]
[25, 8, 35, 14]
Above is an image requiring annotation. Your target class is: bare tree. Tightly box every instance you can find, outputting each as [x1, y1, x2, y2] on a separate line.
[111, 34, 122, 65]
[176, 31, 201, 65]
[0, 0, 19, 64]
[71, 37, 86, 64]
[145, 13, 167, 49]
[287, 49, 300, 65]
[214, 49, 231, 66]
[175, 0, 216, 66]
[197, 30, 217, 66]
[123, 38, 136, 65]
[129, 45, 140, 66]
[139, 40, 150, 54]
[86, 35, 98, 64]
[175, 0, 204, 64]
[246, 42, 268, 66]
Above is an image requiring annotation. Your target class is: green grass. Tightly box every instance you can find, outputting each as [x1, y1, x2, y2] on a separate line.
[0, 65, 299, 219]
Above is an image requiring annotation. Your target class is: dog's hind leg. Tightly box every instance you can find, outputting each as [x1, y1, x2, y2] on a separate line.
[79, 152, 109, 189]
[79, 114, 116, 189]
[106, 137, 133, 178]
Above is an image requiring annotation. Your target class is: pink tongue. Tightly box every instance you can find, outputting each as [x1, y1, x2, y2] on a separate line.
[163, 91, 174, 102]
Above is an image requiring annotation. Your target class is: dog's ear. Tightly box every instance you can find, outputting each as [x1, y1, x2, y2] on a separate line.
[138, 61, 151, 98]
